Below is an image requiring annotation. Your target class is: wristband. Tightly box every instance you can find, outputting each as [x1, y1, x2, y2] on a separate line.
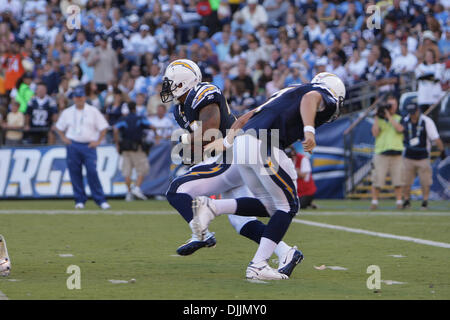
[303, 126, 315, 135]
[223, 136, 233, 149]
[181, 133, 190, 144]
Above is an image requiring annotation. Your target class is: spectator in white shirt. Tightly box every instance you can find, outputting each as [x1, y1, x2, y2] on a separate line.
[415, 48, 445, 119]
[326, 53, 347, 84]
[55, 85, 110, 210]
[23, 0, 46, 19]
[304, 17, 321, 43]
[146, 104, 174, 145]
[383, 29, 401, 59]
[0, 0, 22, 20]
[238, 0, 268, 30]
[246, 35, 269, 69]
[392, 43, 418, 74]
[125, 24, 157, 59]
[345, 48, 367, 85]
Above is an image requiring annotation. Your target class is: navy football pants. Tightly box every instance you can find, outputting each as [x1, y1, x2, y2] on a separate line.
[66, 141, 106, 205]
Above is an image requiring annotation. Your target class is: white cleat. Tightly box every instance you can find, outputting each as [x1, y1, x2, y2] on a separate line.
[75, 203, 85, 209]
[191, 196, 217, 240]
[125, 192, 134, 202]
[0, 235, 11, 276]
[131, 186, 147, 200]
[246, 260, 289, 280]
[100, 202, 111, 210]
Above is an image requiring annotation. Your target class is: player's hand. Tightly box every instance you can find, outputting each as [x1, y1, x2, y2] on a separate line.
[302, 131, 316, 153]
[204, 138, 225, 156]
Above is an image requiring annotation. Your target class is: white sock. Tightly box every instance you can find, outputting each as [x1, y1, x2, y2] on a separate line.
[273, 241, 291, 259]
[252, 237, 278, 264]
[212, 199, 237, 216]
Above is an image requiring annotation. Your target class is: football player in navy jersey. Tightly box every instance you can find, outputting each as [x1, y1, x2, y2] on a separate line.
[161, 60, 303, 276]
[193, 73, 346, 280]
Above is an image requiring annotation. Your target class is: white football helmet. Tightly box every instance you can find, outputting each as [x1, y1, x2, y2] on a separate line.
[160, 59, 202, 103]
[311, 72, 346, 122]
[311, 72, 346, 101]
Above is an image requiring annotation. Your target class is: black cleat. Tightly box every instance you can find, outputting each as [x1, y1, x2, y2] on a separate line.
[402, 199, 411, 209]
[421, 200, 428, 210]
[176, 233, 216, 256]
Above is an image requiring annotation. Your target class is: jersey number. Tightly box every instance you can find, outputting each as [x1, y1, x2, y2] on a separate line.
[32, 109, 49, 126]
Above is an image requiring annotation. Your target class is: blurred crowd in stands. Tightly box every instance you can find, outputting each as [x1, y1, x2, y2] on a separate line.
[0, 0, 449, 146]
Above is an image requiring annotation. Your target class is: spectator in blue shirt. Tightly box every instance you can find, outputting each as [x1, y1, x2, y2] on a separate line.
[337, 0, 363, 17]
[284, 62, 308, 86]
[211, 64, 225, 91]
[188, 26, 216, 51]
[72, 31, 93, 57]
[438, 27, 450, 58]
[433, 3, 448, 29]
[231, 11, 255, 35]
[317, 0, 337, 25]
[105, 88, 126, 128]
[41, 61, 61, 96]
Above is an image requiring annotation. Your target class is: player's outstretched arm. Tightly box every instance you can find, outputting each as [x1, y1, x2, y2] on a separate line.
[225, 109, 257, 145]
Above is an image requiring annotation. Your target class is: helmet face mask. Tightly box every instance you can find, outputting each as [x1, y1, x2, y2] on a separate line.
[160, 78, 176, 103]
[160, 59, 202, 104]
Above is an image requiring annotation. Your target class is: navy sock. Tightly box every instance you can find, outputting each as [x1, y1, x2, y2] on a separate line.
[166, 192, 193, 223]
[239, 219, 266, 244]
[262, 210, 293, 244]
[236, 197, 270, 217]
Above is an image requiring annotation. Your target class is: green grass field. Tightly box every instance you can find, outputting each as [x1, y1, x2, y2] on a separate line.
[0, 199, 449, 300]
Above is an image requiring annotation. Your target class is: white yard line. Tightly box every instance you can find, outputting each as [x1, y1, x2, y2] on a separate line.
[0, 210, 449, 216]
[0, 289, 8, 300]
[293, 218, 450, 249]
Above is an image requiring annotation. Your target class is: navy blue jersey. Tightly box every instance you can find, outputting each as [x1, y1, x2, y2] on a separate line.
[115, 113, 152, 142]
[243, 83, 339, 149]
[26, 96, 58, 128]
[173, 82, 236, 136]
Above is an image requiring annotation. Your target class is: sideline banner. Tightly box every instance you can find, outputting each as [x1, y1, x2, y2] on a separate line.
[1, 136, 447, 200]
[0, 142, 173, 199]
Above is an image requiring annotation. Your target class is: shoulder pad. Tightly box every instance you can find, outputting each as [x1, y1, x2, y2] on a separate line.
[191, 83, 221, 110]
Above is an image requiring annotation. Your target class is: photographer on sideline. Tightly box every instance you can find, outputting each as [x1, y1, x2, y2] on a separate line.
[401, 103, 446, 210]
[114, 101, 156, 201]
[370, 94, 404, 210]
